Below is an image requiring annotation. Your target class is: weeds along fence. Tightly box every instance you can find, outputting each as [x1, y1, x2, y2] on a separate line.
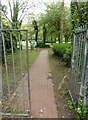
[0, 28, 31, 118]
[69, 25, 88, 107]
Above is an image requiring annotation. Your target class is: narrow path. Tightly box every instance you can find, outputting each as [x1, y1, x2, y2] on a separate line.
[30, 49, 58, 118]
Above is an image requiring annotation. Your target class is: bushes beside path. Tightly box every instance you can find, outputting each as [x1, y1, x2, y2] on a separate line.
[52, 43, 72, 66]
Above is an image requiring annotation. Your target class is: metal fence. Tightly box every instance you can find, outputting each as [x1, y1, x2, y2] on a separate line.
[69, 25, 88, 107]
[0, 28, 31, 119]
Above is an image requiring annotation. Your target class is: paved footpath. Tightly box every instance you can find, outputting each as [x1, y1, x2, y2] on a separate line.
[30, 49, 58, 118]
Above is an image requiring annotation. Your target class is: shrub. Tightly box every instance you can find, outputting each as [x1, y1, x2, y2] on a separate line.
[52, 43, 72, 66]
[37, 41, 50, 48]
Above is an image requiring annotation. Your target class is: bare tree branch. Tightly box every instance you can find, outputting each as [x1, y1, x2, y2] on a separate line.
[19, 4, 34, 21]
[8, 0, 13, 20]
[2, 11, 11, 23]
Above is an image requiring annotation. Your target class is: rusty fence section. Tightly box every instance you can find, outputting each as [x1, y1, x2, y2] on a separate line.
[69, 25, 88, 107]
[0, 28, 31, 118]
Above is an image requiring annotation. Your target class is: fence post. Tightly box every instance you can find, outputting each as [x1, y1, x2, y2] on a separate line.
[0, 0, 2, 119]
[83, 30, 88, 107]
[26, 30, 31, 117]
[69, 33, 76, 102]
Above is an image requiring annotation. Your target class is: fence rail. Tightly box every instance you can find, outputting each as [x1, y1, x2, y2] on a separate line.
[0, 28, 31, 118]
[69, 25, 88, 107]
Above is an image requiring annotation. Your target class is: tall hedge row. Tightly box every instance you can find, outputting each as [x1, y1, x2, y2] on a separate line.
[52, 43, 72, 66]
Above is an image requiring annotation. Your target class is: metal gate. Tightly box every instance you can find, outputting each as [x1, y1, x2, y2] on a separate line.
[69, 25, 88, 107]
[0, 28, 31, 119]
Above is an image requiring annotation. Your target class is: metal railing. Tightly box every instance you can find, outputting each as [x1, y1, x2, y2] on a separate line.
[0, 29, 31, 118]
[69, 25, 88, 107]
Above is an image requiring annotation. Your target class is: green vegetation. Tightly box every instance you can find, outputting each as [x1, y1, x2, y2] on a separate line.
[39, 3, 71, 43]
[1, 0, 88, 117]
[67, 99, 88, 120]
[67, 100, 75, 110]
[48, 49, 74, 117]
[2, 49, 40, 90]
[52, 43, 72, 66]
[71, 2, 88, 31]
[76, 101, 88, 120]
[37, 41, 50, 48]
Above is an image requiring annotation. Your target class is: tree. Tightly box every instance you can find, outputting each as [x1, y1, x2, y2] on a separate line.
[39, 2, 72, 43]
[32, 20, 38, 44]
[60, 0, 64, 43]
[43, 24, 46, 44]
[2, 0, 28, 28]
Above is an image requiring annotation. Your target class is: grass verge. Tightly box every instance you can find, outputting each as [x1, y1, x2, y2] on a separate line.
[2, 48, 40, 94]
[48, 49, 75, 118]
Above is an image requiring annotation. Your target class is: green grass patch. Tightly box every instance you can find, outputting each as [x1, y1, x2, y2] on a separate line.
[48, 49, 70, 95]
[2, 48, 40, 93]
[48, 49, 75, 117]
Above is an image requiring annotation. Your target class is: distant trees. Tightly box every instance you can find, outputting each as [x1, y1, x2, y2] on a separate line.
[39, 2, 72, 43]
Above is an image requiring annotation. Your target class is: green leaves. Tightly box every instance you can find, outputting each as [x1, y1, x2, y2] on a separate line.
[70, 2, 88, 30]
[53, 43, 71, 66]
[68, 100, 74, 110]
[39, 2, 72, 43]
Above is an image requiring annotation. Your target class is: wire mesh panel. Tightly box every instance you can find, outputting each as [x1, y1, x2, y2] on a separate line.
[0, 29, 31, 119]
[69, 25, 88, 107]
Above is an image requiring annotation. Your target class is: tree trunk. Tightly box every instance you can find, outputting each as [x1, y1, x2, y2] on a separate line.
[60, 0, 64, 42]
[43, 24, 46, 44]
[58, 34, 60, 43]
[35, 30, 38, 44]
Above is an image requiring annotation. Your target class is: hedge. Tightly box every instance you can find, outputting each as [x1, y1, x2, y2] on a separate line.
[52, 43, 72, 66]
[37, 41, 50, 48]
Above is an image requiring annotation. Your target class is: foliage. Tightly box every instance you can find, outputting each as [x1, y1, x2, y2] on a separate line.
[76, 100, 88, 120]
[1, 0, 28, 62]
[70, 2, 80, 31]
[2, 20, 17, 63]
[67, 100, 74, 110]
[52, 43, 71, 66]
[1, 0, 28, 28]
[11, 108, 18, 114]
[37, 41, 50, 48]
[39, 2, 72, 43]
[70, 2, 88, 31]
[3, 49, 40, 89]
[68, 99, 88, 120]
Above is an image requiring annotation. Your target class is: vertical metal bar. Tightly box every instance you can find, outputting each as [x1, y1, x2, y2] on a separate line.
[69, 33, 76, 94]
[2, 31, 10, 98]
[79, 33, 84, 97]
[83, 30, 88, 107]
[0, 1, 2, 119]
[18, 31, 25, 112]
[10, 31, 16, 90]
[26, 30, 31, 116]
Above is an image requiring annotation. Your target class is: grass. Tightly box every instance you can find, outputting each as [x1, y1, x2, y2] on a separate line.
[48, 49, 75, 118]
[2, 48, 40, 94]
[48, 49, 70, 96]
